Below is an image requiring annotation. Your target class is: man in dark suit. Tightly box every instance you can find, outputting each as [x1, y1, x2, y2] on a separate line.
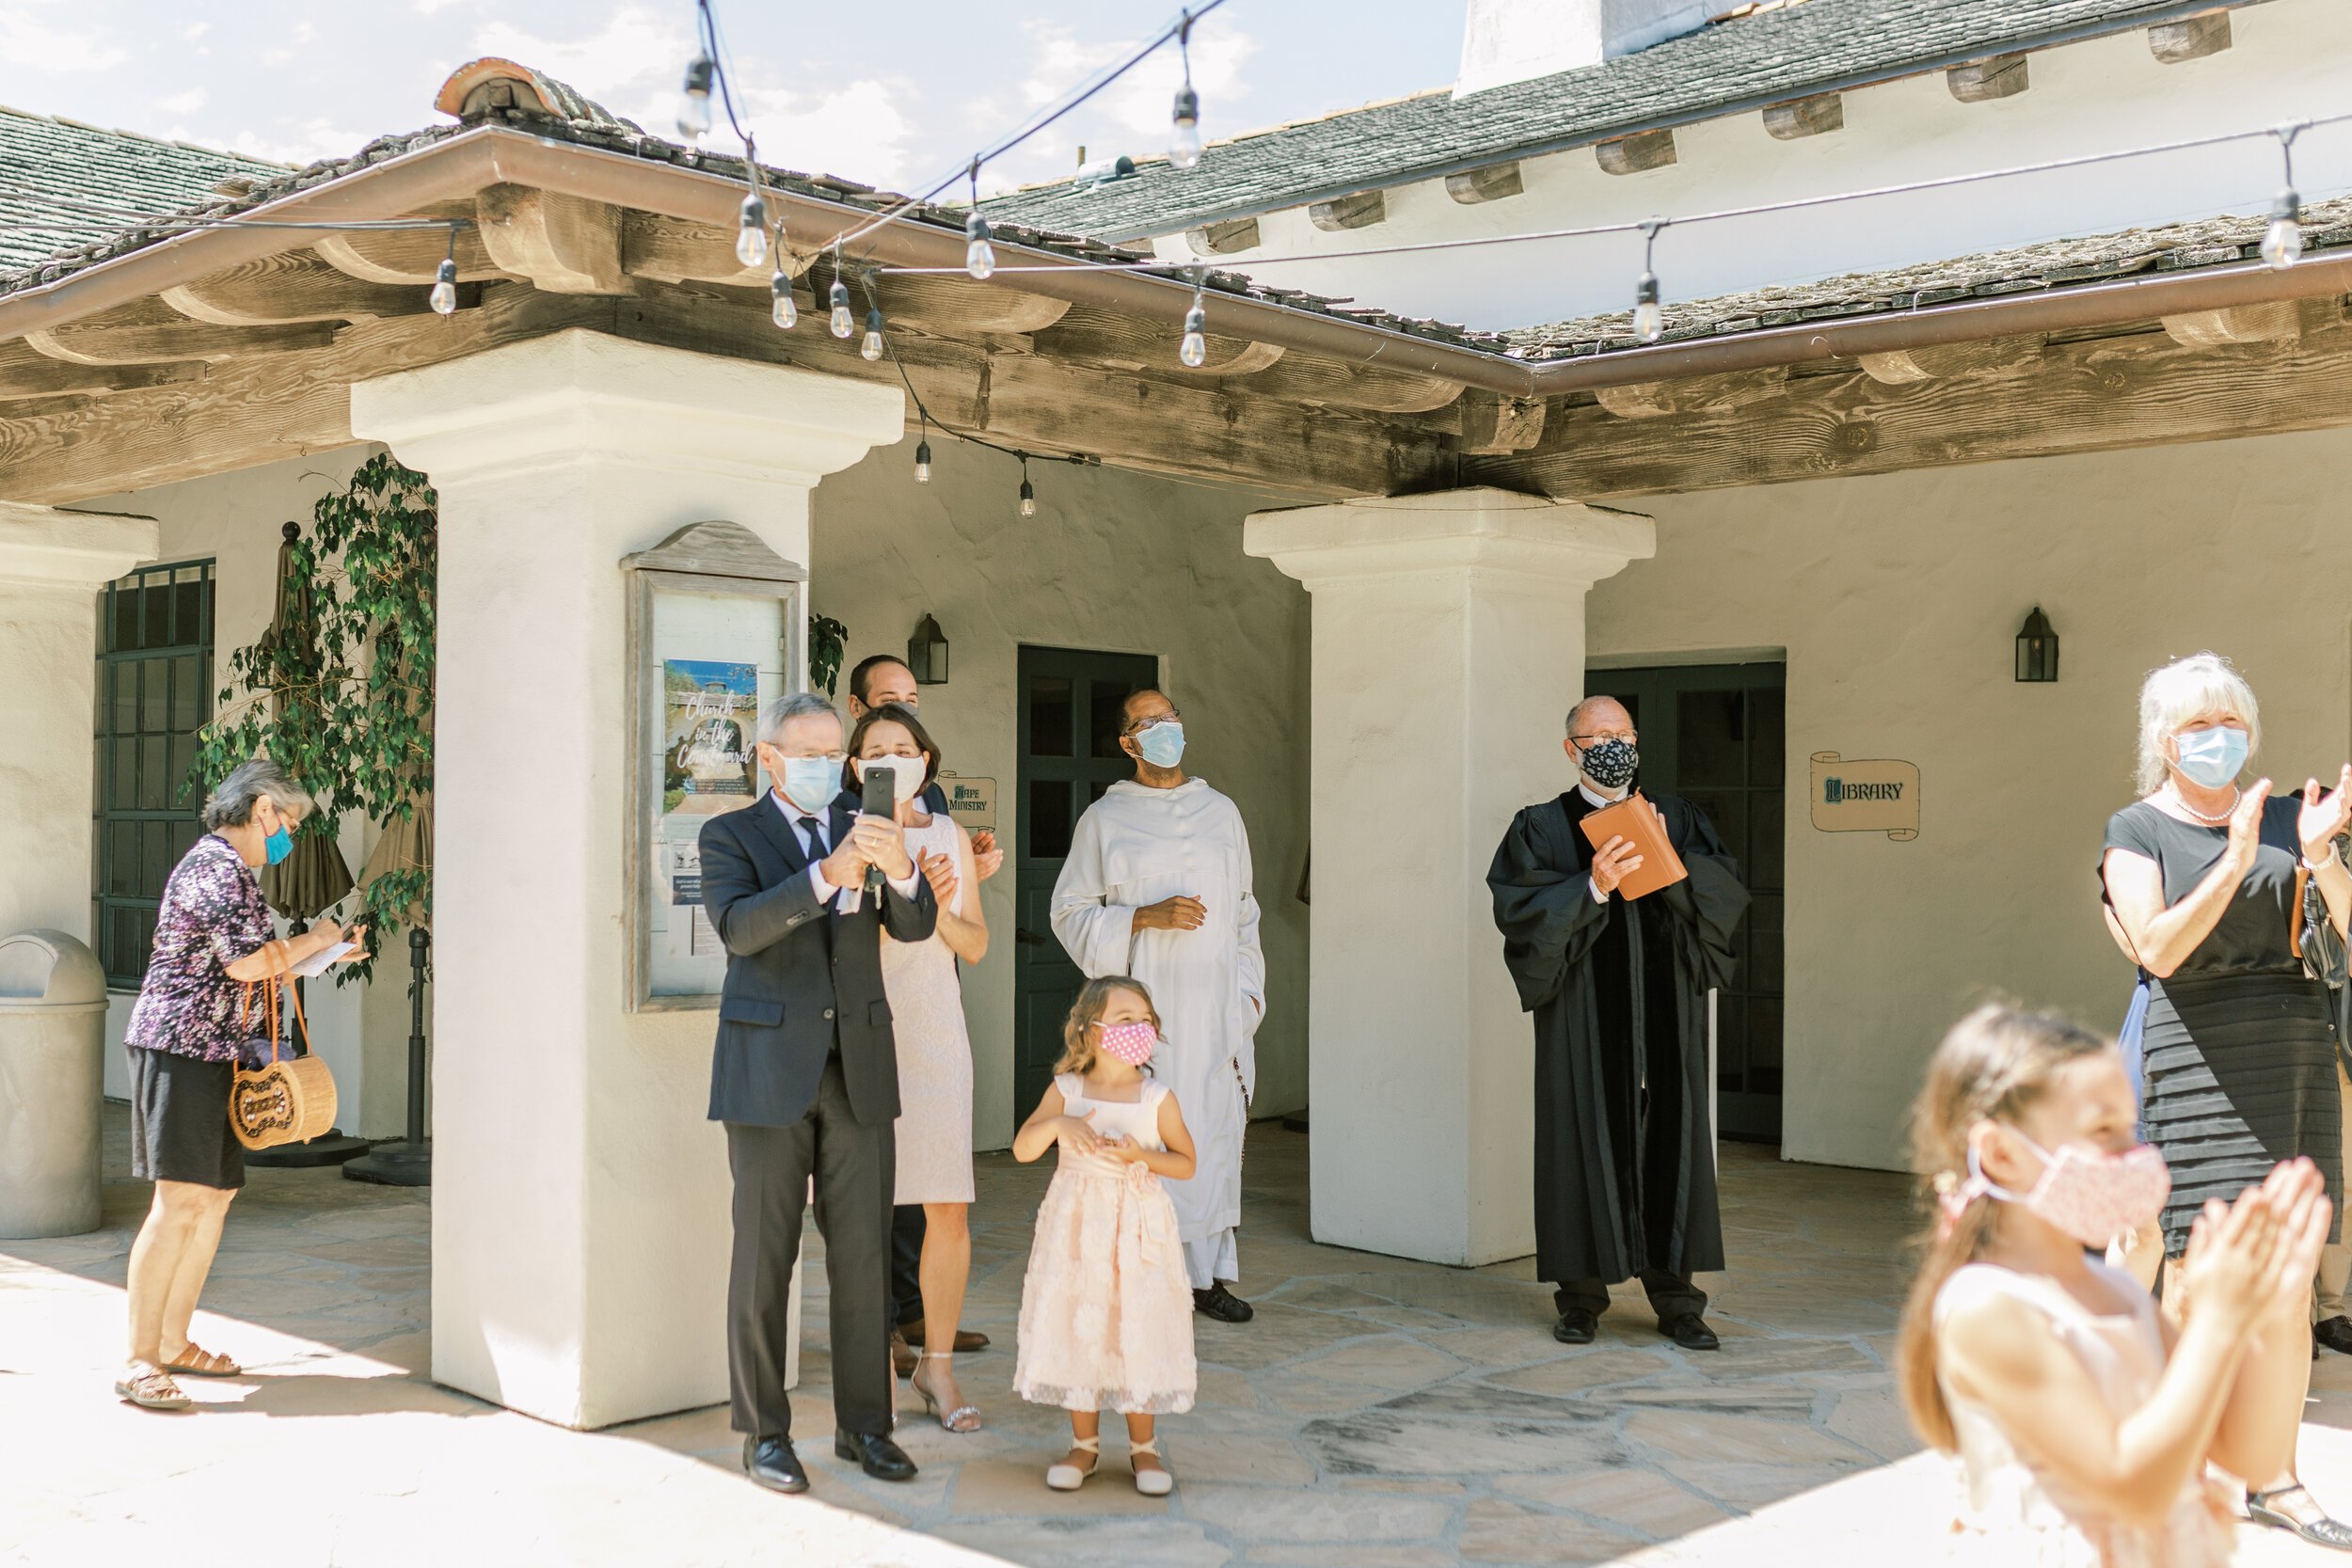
[700, 691, 938, 1495]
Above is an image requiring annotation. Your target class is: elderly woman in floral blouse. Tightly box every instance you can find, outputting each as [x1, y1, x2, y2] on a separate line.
[115, 758, 365, 1412]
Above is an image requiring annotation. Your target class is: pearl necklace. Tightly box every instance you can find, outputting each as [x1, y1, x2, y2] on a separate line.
[2170, 784, 2239, 826]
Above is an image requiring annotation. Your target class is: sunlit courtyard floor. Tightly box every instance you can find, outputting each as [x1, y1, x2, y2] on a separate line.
[5, 1113, 2349, 1566]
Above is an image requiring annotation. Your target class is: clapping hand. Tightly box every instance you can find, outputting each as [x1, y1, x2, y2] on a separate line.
[972, 829, 1004, 882]
[1057, 1114, 1104, 1156]
[2300, 766, 2352, 863]
[2223, 779, 2273, 877]
[919, 848, 959, 907]
[2257, 1157, 2333, 1315]
[2182, 1180, 2287, 1331]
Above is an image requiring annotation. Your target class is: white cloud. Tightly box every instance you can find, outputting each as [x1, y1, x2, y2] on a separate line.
[218, 117, 374, 166]
[985, 13, 1256, 190]
[181, 22, 211, 41]
[0, 5, 127, 71]
[157, 88, 205, 116]
[413, 0, 465, 13]
[737, 77, 918, 189]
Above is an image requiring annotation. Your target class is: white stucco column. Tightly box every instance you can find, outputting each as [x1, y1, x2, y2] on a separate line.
[352, 329, 902, 1429]
[1246, 488, 1654, 1267]
[0, 505, 159, 941]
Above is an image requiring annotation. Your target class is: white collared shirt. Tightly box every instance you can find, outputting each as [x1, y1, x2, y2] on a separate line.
[770, 790, 918, 910]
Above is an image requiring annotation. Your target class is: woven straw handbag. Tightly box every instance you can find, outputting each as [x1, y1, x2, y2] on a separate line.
[230, 975, 337, 1150]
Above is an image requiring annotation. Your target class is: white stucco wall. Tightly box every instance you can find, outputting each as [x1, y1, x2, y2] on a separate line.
[1583, 422, 2352, 1172]
[1150, 0, 2352, 330]
[81, 449, 410, 1136]
[809, 437, 1310, 1148]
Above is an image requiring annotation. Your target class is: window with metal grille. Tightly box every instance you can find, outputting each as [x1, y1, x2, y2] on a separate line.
[91, 559, 215, 989]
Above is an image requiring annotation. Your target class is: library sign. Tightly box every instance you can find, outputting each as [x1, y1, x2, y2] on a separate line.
[1809, 752, 1920, 840]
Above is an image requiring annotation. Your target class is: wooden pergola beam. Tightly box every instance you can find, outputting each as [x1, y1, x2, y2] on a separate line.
[161, 250, 470, 325]
[875, 272, 1073, 337]
[24, 298, 339, 364]
[0, 341, 207, 402]
[0, 284, 1444, 503]
[1471, 319, 2352, 500]
[1027, 303, 1276, 374]
[474, 184, 630, 294]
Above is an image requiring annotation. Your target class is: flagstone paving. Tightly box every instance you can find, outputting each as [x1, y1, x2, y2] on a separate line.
[3, 1114, 2348, 1565]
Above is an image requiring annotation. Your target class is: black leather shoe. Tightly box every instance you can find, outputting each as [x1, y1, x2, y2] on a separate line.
[1661, 1313, 1721, 1352]
[834, 1429, 918, 1482]
[2318, 1316, 2352, 1356]
[743, 1435, 808, 1494]
[1193, 1284, 1254, 1323]
[1553, 1308, 1598, 1345]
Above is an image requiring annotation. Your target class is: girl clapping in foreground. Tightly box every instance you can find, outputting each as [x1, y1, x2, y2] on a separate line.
[1898, 1006, 2330, 1564]
[1010, 977, 1199, 1496]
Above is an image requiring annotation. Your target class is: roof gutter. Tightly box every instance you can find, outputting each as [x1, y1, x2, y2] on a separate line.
[1061, 0, 2267, 245]
[1520, 245, 2352, 394]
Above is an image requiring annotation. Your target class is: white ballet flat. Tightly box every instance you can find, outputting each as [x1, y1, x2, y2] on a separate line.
[1130, 1435, 1174, 1497]
[1045, 1435, 1100, 1492]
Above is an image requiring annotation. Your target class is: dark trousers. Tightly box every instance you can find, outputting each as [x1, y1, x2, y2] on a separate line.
[888, 1204, 926, 1330]
[724, 1054, 895, 1440]
[1555, 1268, 1708, 1323]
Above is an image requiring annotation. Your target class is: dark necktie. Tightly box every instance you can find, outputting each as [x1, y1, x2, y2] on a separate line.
[797, 815, 828, 863]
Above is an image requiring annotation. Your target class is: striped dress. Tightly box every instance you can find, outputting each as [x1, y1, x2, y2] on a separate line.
[2102, 797, 2343, 1257]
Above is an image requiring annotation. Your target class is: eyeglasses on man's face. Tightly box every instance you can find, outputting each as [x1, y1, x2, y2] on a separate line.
[1570, 730, 1637, 747]
[1122, 706, 1183, 736]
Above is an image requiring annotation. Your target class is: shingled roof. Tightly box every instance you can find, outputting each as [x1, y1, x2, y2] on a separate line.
[981, 0, 2253, 245]
[0, 79, 1512, 357]
[0, 105, 288, 275]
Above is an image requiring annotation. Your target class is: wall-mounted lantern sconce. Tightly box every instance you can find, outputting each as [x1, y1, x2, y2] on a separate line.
[2015, 606, 2058, 683]
[907, 611, 949, 686]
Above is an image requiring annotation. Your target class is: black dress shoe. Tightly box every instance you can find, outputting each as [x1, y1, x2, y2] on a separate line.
[834, 1429, 918, 1481]
[2318, 1316, 2352, 1356]
[1661, 1313, 1721, 1352]
[1553, 1308, 1598, 1345]
[743, 1435, 809, 1494]
[1193, 1283, 1254, 1323]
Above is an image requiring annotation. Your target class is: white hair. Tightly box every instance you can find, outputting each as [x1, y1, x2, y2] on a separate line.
[757, 691, 840, 747]
[201, 757, 315, 830]
[2136, 653, 2260, 795]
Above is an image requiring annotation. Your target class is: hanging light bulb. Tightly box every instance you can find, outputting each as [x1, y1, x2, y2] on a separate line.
[2262, 186, 2303, 270]
[1632, 270, 1664, 344]
[677, 55, 716, 140]
[829, 277, 854, 339]
[736, 193, 768, 268]
[429, 226, 458, 315]
[965, 212, 996, 280]
[1170, 85, 1202, 171]
[770, 269, 798, 330]
[861, 308, 886, 362]
[1179, 293, 1208, 368]
[1018, 460, 1037, 517]
[914, 435, 933, 484]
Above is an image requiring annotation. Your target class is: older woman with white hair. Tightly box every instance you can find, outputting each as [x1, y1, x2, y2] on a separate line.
[2100, 652, 2352, 1548]
[113, 758, 366, 1412]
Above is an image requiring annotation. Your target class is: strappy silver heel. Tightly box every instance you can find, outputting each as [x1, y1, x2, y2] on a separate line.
[910, 1351, 980, 1433]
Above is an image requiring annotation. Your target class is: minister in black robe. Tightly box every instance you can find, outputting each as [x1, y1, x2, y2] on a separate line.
[1486, 697, 1747, 1350]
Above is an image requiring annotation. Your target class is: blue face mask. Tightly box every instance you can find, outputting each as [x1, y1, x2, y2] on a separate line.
[263, 825, 294, 866]
[1136, 721, 1186, 768]
[779, 754, 845, 815]
[2174, 726, 2249, 790]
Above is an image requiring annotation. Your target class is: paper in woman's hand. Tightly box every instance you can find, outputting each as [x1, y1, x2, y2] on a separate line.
[290, 941, 357, 978]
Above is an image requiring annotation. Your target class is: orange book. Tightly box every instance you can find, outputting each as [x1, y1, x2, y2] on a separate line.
[1577, 791, 1689, 901]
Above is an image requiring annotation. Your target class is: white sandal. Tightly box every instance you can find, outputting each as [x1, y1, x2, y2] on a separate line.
[1045, 1435, 1100, 1491]
[1130, 1435, 1174, 1497]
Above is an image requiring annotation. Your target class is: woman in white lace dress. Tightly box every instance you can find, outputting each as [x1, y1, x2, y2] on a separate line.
[850, 704, 988, 1433]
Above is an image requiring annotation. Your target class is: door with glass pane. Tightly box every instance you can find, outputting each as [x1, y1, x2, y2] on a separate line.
[1585, 662, 1787, 1146]
[92, 560, 216, 988]
[1013, 646, 1160, 1117]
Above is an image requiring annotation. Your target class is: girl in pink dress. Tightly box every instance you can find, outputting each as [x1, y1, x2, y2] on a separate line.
[1011, 976, 1200, 1497]
[1896, 1005, 2332, 1566]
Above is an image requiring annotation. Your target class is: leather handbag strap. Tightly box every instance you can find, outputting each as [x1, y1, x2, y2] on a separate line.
[237, 976, 290, 1066]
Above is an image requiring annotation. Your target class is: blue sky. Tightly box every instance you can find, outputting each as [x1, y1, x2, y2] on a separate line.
[0, 1, 1465, 197]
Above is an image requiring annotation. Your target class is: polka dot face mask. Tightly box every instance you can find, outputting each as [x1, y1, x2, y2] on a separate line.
[1098, 1022, 1159, 1066]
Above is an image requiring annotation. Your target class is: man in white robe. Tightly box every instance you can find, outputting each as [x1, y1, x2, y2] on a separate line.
[1050, 688, 1266, 1323]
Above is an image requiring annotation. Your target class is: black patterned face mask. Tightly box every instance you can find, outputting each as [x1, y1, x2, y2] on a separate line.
[1577, 737, 1639, 790]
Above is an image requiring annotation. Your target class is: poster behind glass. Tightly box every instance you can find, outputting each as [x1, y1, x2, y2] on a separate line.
[645, 588, 786, 1000]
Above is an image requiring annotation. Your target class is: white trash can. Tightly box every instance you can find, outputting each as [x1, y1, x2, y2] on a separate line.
[0, 929, 109, 1239]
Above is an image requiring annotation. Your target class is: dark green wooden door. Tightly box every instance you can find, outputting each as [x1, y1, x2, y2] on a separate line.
[1586, 662, 1787, 1147]
[1013, 645, 1160, 1118]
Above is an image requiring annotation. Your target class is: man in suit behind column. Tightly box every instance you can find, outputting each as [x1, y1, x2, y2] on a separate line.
[700, 691, 938, 1495]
